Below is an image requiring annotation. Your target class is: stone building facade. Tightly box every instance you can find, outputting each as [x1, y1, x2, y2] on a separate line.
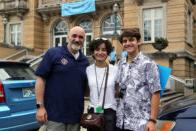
[0, 0, 195, 79]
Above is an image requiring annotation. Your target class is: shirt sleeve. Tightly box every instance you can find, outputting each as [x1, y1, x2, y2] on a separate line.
[145, 62, 161, 94]
[35, 49, 53, 78]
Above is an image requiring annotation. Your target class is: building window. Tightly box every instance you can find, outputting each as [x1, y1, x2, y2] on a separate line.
[79, 19, 92, 33]
[142, 7, 163, 42]
[102, 15, 121, 35]
[10, 23, 21, 46]
[78, 19, 92, 56]
[53, 21, 68, 47]
[186, 9, 193, 45]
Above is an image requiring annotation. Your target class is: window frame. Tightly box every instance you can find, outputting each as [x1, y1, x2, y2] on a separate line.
[101, 14, 121, 36]
[140, 4, 166, 43]
[8, 22, 22, 46]
[186, 7, 193, 45]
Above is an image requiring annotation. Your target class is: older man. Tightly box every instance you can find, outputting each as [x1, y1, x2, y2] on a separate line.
[35, 26, 89, 131]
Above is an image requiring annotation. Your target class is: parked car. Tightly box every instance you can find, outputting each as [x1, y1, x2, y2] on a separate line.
[0, 61, 40, 131]
[157, 94, 196, 131]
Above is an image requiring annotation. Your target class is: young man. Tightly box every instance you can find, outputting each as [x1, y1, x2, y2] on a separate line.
[35, 26, 89, 131]
[116, 28, 161, 131]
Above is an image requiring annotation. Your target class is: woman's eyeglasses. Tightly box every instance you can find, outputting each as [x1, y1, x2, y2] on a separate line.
[94, 37, 108, 41]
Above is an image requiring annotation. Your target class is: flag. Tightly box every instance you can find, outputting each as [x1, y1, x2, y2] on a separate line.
[61, 0, 96, 16]
[157, 64, 172, 96]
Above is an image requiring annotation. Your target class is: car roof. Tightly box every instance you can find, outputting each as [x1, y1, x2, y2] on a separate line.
[159, 94, 196, 118]
[176, 105, 196, 118]
[0, 60, 30, 67]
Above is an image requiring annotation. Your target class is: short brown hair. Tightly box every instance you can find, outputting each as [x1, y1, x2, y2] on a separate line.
[119, 28, 141, 43]
[89, 38, 113, 56]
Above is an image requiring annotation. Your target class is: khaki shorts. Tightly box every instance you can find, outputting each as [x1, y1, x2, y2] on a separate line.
[39, 121, 80, 131]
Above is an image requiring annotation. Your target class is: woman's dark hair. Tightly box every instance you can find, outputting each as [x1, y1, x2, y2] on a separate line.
[119, 28, 141, 43]
[89, 38, 113, 55]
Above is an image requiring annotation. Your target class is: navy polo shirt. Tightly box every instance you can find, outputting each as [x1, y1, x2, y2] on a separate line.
[35, 45, 89, 123]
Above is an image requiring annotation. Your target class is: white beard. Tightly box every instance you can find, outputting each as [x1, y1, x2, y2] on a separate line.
[71, 44, 81, 51]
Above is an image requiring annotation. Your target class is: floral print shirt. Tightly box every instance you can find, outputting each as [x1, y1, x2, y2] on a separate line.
[116, 52, 161, 131]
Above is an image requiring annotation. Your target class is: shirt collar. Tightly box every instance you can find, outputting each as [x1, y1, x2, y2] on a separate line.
[73, 51, 80, 60]
[121, 52, 142, 65]
[62, 44, 80, 58]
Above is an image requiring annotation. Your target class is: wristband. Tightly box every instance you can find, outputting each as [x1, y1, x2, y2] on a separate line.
[148, 118, 157, 124]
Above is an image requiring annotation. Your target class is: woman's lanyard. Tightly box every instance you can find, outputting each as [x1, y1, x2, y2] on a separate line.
[94, 65, 107, 101]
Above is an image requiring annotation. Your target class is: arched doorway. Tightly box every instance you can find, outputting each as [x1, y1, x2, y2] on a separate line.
[77, 19, 92, 56]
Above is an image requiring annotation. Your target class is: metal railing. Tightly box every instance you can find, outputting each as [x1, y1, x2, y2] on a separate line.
[4, 49, 28, 60]
[38, 0, 121, 8]
[38, 0, 63, 8]
[167, 75, 185, 93]
[167, 75, 195, 95]
[27, 52, 45, 69]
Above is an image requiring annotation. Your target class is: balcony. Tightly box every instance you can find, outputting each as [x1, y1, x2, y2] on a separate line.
[0, 0, 28, 18]
[37, 0, 123, 21]
[38, 0, 123, 8]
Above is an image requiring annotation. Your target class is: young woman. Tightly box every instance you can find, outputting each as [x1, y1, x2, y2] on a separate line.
[86, 38, 118, 131]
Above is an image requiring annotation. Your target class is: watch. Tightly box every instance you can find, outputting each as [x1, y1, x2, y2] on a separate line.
[148, 118, 157, 124]
[36, 102, 43, 109]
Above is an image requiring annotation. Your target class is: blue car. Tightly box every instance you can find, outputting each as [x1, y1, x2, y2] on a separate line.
[0, 61, 40, 131]
[158, 94, 196, 131]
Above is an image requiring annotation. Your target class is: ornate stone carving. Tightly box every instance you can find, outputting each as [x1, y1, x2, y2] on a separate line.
[40, 12, 50, 23]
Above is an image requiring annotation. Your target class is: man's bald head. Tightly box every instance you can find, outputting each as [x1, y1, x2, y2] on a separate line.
[67, 26, 86, 54]
[69, 26, 85, 38]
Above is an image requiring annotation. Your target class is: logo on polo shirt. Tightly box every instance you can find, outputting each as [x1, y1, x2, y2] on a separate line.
[61, 58, 68, 65]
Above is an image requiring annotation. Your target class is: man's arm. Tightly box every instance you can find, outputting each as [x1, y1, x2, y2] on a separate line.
[146, 91, 160, 131]
[35, 76, 47, 123]
[35, 76, 45, 104]
[150, 91, 160, 120]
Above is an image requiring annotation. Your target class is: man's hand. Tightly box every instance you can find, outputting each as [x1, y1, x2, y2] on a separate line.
[145, 121, 156, 131]
[36, 107, 48, 123]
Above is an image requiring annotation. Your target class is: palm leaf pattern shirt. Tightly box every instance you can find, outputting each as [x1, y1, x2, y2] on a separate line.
[116, 52, 161, 131]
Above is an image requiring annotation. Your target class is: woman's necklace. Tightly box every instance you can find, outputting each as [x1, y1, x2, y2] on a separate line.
[94, 64, 107, 101]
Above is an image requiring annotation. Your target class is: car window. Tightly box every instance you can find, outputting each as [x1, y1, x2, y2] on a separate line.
[0, 65, 36, 80]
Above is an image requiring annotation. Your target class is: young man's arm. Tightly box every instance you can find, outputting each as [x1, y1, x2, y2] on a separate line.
[145, 91, 160, 131]
[35, 76, 47, 123]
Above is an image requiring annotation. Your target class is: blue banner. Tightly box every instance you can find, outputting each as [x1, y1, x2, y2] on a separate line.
[157, 64, 172, 96]
[61, 0, 96, 16]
